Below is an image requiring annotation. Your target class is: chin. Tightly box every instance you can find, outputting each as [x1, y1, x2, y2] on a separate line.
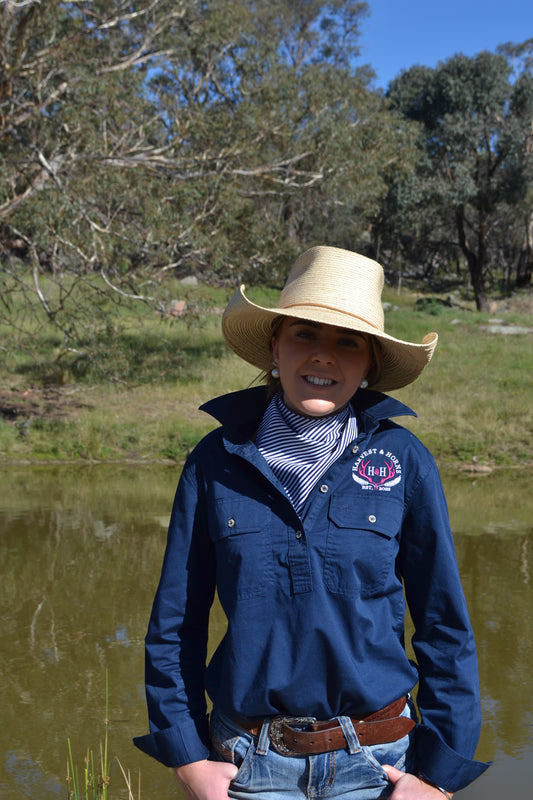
[300, 400, 337, 417]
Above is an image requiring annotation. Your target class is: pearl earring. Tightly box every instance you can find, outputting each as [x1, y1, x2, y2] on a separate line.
[360, 379, 368, 389]
[271, 366, 280, 378]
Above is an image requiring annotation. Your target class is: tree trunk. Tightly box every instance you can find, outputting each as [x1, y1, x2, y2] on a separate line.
[516, 212, 533, 287]
[469, 253, 489, 311]
[455, 206, 489, 311]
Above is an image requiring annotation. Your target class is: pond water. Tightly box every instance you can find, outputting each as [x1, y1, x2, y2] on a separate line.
[1, 464, 532, 799]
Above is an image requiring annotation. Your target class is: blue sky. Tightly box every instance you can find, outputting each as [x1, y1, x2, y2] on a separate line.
[359, 0, 533, 88]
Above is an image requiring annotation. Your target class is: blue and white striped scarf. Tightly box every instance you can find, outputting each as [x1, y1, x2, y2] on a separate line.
[256, 393, 358, 515]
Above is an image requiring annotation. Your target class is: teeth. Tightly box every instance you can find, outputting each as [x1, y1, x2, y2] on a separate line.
[306, 375, 333, 386]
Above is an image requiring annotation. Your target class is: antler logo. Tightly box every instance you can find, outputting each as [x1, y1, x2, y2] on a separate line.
[352, 448, 402, 491]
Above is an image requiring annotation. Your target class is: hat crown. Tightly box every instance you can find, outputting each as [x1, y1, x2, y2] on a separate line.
[278, 247, 385, 332]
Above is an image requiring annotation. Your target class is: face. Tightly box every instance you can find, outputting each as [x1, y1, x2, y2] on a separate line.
[271, 319, 373, 418]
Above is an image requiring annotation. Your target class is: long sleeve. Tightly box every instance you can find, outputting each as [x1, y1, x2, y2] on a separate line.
[399, 458, 490, 791]
[133, 460, 216, 767]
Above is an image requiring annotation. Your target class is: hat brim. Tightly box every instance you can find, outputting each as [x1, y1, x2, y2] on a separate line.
[222, 286, 438, 392]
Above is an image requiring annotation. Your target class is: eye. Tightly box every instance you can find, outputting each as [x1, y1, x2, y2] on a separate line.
[293, 327, 315, 340]
[338, 336, 360, 348]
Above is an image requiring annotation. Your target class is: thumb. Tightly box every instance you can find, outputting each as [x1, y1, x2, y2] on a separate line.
[220, 761, 239, 780]
[382, 764, 405, 784]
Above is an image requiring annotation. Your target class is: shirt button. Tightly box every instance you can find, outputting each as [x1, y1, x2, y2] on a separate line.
[368, 515, 377, 524]
[352, 445, 359, 454]
[295, 530, 303, 539]
[319, 484, 329, 493]
[227, 518, 236, 528]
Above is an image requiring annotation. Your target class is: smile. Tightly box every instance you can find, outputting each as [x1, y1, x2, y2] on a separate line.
[305, 375, 335, 387]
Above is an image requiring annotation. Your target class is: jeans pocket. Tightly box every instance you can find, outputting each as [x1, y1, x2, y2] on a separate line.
[361, 726, 415, 777]
[210, 713, 256, 784]
[359, 700, 416, 776]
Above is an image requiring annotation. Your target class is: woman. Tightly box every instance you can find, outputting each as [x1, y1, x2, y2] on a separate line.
[134, 247, 490, 799]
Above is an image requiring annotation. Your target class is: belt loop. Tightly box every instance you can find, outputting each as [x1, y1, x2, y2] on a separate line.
[256, 718, 271, 756]
[337, 715, 361, 754]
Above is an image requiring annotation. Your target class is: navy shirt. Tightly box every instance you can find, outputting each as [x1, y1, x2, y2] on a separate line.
[134, 387, 489, 791]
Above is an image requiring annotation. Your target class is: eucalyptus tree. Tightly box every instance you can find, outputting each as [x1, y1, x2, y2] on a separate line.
[498, 38, 533, 288]
[144, 0, 406, 283]
[0, 0, 191, 362]
[384, 49, 533, 309]
[0, 0, 408, 379]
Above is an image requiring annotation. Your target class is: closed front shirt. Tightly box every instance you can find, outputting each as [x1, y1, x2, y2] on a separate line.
[134, 386, 490, 792]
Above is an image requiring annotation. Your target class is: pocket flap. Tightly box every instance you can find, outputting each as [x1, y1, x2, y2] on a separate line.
[328, 494, 403, 539]
[211, 497, 271, 541]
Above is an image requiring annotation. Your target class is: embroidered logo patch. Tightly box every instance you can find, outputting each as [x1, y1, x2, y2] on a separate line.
[352, 448, 402, 491]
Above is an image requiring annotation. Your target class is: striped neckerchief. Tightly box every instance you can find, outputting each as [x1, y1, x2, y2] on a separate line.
[256, 392, 358, 516]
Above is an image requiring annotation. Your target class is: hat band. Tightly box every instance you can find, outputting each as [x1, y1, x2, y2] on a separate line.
[279, 302, 380, 330]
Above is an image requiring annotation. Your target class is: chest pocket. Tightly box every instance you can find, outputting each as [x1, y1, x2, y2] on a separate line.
[210, 498, 272, 601]
[324, 494, 403, 598]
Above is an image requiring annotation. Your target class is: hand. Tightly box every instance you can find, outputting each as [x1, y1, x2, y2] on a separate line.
[174, 759, 239, 800]
[383, 765, 453, 799]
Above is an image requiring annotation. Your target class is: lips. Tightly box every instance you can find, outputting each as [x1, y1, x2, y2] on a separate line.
[305, 375, 335, 387]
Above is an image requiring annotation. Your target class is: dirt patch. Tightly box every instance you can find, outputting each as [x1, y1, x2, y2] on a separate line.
[489, 291, 533, 315]
[0, 386, 90, 430]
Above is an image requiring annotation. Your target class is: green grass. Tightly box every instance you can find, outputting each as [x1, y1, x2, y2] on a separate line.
[66, 672, 140, 800]
[384, 291, 533, 466]
[67, 674, 110, 800]
[1, 280, 532, 467]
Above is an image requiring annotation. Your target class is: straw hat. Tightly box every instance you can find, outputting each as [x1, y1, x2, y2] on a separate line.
[222, 246, 438, 392]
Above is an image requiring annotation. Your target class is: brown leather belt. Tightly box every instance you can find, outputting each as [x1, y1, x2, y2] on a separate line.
[236, 697, 415, 756]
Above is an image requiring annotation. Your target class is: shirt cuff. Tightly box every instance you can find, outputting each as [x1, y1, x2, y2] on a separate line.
[133, 714, 210, 768]
[415, 725, 491, 792]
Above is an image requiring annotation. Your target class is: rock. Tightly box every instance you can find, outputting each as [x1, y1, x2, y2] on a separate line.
[460, 464, 494, 474]
[481, 324, 533, 335]
[169, 299, 186, 317]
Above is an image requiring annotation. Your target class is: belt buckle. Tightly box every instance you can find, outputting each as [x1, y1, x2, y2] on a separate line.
[269, 715, 317, 757]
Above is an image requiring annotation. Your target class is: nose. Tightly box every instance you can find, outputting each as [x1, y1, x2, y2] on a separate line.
[311, 342, 336, 364]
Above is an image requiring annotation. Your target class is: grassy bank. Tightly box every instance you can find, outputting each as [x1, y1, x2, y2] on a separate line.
[1, 282, 532, 468]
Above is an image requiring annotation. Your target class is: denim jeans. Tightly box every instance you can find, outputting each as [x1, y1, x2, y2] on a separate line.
[210, 702, 416, 799]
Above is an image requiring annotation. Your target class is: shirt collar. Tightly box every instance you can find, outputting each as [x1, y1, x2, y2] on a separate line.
[200, 386, 416, 439]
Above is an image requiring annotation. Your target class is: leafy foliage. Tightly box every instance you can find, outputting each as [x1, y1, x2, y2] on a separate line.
[382, 48, 533, 309]
[0, 2, 531, 377]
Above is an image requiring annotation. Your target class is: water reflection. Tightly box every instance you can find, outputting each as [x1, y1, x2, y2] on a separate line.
[0, 466, 531, 799]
